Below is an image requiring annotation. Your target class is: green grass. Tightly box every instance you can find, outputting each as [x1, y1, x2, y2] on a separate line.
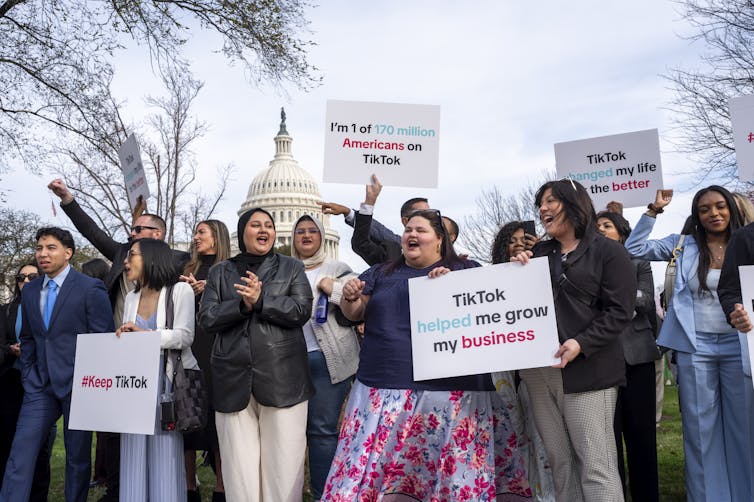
[48, 386, 685, 501]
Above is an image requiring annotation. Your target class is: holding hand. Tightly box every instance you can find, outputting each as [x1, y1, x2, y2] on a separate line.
[364, 174, 383, 206]
[510, 250, 533, 265]
[48, 178, 74, 204]
[235, 271, 262, 309]
[342, 277, 365, 303]
[116, 321, 142, 338]
[318, 277, 334, 296]
[730, 303, 753, 333]
[553, 339, 581, 368]
[428, 266, 450, 278]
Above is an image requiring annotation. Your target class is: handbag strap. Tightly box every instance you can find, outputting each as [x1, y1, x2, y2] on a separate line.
[669, 234, 686, 266]
[161, 284, 179, 395]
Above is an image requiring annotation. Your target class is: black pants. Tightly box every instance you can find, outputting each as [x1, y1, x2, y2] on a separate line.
[0, 369, 52, 502]
[614, 361, 660, 502]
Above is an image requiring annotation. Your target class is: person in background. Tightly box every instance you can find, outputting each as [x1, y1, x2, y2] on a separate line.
[1, 227, 114, 502]
[0, 263, 52, 502]
[733, 192, 754, 225]
[596, 210, 660, 502]
[512, 179, 635, 501]
[180, 220, 231, 502]
[324, 209, 531, 501]
[198, 208, 312, 502]
[81, 258, 112, 491]
[290, 214, 360, 502]
[117, 238, 197, 501]
[490, 221, 555, 502]
[626, 186, 750, 501]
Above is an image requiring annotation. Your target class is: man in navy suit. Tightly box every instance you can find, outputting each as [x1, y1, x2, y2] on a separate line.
[0, 227, 114, 502]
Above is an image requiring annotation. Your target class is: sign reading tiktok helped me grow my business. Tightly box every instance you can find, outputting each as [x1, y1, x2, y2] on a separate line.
[69, 331, 161, 435]
[323, 100, 441, 188]
[554, 129, 663, 210]
[409, 258, 560, 380]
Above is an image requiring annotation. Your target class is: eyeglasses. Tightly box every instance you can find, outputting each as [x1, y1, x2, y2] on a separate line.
[15, 273, 39, 283]
[294, 228, 321, 235]
[126, 249, 141, 259]
[132, 225, 159, 234]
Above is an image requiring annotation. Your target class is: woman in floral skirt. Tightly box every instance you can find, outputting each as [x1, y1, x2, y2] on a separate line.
[323, 209, 531, 502]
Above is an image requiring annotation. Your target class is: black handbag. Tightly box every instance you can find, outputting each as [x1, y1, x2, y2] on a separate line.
[160, 284, 209, 433]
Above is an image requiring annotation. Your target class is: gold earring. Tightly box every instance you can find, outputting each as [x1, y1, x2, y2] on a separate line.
[436, 243, 441, 253]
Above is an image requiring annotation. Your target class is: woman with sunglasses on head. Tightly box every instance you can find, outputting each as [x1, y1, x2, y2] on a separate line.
[0, 263, 52, 502]
[596, 210, 660, 502]
[626, 187, 750, 501]
[290, 214, 360, 502]
[117, 238, 198, 501]
[512, 179, 636, 502]
[180, 220, 231, 502]
[323, 209, 531, 502]
[198, 208, 313, 502]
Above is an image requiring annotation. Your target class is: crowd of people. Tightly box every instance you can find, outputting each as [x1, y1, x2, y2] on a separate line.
[1, 175, 754, 502]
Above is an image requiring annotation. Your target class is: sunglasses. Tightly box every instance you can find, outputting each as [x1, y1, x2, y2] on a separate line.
[132, 225, 159, 234]
[16, 273, 39, 283]
[294, 228, 321, 235]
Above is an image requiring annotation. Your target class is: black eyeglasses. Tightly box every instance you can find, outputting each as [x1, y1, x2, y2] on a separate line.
[132, 225, 159, 234]
[15, 273, 39, 283]
[294, 228, 321, 235]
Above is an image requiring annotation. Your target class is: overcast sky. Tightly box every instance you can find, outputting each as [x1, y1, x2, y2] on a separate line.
[4, 0, 715, 273]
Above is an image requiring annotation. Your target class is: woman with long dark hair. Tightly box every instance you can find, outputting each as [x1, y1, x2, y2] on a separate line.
[626, 186, 750, 501]
[0, 262, 51, 502]
[596, 210, 660, 501]
[512, 179, 636, 501]
[180, 220, 231, 502]
[323, 209, 531, 501]
[117, 238, 198, 501]
[198, 208, 313, 502]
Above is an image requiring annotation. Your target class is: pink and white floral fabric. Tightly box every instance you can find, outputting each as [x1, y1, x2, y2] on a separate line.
[322, 381, 532, 501]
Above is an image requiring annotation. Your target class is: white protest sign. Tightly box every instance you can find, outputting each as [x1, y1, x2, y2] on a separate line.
[738, 265, 754, 386]
[729, 95, 754, 182]
[323, 100, 440, 188]
[554, 128, 663, 210]
[69, 331, 161, 435]
[409, 258, 560, 380]
[118, 133, 150, 210]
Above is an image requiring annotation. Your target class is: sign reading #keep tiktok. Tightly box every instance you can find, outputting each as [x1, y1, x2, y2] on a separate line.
[409, 258, 560, 380]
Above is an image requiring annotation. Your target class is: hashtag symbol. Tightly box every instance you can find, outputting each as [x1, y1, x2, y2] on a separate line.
[81, 376, 88, 387]
[748, 132, 754, 143]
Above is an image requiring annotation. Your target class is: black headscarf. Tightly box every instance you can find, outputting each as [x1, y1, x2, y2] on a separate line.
[233, 207, 276, 272]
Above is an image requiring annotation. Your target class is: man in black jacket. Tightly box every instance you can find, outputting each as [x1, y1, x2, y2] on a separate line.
[47, 178, 189, 502]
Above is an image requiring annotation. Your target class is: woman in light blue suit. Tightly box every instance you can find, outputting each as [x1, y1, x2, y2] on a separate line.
[626, 186, 749, 502]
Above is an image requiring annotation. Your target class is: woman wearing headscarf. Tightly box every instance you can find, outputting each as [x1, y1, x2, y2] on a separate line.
[198, 208, 313, 502]
[290, 214, 360, 502]
[512, 179, 636, 502]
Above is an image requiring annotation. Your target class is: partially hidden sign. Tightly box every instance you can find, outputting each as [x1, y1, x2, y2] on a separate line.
[69, 331, 161, 435]
[323, 100, 441, 188]
[730, 95, 754, 182]
[118, 133, 150, 210]
[554, 128, 663, 210]
[409, 258, 560, 380]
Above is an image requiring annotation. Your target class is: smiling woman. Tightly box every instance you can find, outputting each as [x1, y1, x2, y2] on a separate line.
[198, 208, 313, 502]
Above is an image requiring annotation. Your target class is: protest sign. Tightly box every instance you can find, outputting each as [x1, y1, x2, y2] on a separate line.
[554, 129, 663, 210]
[323, 100, 441, 188]
[69, 331, 161, 435]
[738, 265, 754, 388]
[409, 258, 560, 380]
[729, 95, 754, 182]
[118, 133, 150, 210]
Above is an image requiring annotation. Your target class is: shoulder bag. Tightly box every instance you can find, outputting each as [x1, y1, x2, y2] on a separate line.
[661, 235, 686, 311]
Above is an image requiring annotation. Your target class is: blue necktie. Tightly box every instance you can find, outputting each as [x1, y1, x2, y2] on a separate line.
[44, 281, 58, 329]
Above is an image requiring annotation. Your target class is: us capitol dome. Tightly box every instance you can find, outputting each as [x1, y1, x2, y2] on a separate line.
[236, 108, 340, 258]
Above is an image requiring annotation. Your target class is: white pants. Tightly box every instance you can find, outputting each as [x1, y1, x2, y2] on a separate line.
[215, 396, 308, 502]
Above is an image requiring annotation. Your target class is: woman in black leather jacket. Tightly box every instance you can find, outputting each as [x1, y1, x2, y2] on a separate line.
[596, 210, 660, 502]
[198, 208, 313, 502]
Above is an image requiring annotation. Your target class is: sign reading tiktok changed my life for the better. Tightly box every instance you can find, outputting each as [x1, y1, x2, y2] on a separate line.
[323, 100, 440, 188]
[409, 258, 560, 380]
[554, 129, 663, 210]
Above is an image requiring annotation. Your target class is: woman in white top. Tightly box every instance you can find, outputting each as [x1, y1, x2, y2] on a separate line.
[117, 238, 198, 502]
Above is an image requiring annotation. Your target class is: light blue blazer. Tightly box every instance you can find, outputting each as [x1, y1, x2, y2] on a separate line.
[625, 214, 699, 353]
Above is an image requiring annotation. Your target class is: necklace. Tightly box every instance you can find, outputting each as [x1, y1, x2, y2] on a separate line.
[707, 242, 726, 263]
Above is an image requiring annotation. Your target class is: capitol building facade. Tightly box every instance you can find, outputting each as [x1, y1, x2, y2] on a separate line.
[236, 110, 340, 258]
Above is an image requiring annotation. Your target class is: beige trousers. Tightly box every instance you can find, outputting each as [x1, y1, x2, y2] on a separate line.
[215, 397, 308, 502]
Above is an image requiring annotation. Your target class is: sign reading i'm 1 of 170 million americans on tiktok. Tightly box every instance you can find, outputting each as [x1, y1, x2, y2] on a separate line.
[323, 100, 441, 188]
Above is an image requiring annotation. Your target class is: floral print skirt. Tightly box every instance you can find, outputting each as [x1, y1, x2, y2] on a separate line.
[322, 380, 532, 501]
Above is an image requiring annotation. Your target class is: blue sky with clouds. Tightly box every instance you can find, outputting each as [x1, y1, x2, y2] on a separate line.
[5, 0, 717, 271]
